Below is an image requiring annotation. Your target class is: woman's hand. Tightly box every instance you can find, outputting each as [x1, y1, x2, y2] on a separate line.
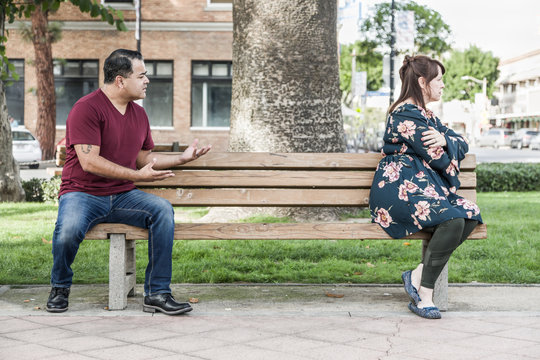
[421, 127, 446, 147]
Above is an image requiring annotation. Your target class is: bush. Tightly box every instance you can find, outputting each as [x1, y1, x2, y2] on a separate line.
[22, 176, 61, 203]
[476, 163, 540, 192]
[22, 178, 44, 202]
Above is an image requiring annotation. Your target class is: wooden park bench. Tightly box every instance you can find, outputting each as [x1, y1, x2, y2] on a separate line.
[83, 152, 487, 311]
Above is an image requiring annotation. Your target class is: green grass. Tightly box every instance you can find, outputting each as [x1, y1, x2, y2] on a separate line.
[0, 192, 538, 285]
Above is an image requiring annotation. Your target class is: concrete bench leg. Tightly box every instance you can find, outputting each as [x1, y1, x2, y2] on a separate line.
[109, 234, 137, 310]
[422, 239, 448, 311]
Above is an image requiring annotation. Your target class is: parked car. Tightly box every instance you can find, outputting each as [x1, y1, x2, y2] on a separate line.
[530, 135, 540, 150]
[510, 128, 539, 149]
[477, 128, 514, 148]
[12, 127, 41, 169]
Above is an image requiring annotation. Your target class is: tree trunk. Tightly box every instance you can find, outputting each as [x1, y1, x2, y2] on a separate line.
[31, 8, 56, 160]
[202, 0, 346, 223]
[0, 81, 25, 202]
[229, 0, 345, 152]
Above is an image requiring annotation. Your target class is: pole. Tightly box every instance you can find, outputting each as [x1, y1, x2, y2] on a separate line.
[135, 0, 141, 53]
[389, 0, 396, 106]
[351, 49, 357, 104]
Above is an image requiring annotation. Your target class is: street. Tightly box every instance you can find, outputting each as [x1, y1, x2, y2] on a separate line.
[469, 146, 540, 163]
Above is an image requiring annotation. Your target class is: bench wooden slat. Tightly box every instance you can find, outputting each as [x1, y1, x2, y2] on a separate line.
[86, 222, 487, 241]
[136, 170, 477, 189]
[140, 188, 477, 206]
[168, 152, 478, 170]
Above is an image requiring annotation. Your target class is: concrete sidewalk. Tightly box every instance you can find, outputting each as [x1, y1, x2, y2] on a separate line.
[0, 284, 539, 360]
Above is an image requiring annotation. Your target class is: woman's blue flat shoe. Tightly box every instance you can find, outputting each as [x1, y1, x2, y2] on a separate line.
[401, 270, 421, 305]
[408, 302, 441, 319]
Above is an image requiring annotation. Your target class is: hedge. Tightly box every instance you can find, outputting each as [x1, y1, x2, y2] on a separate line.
[476, 162, 540, 192]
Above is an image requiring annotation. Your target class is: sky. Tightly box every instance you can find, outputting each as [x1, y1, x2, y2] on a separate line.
[414, 0, 540, 61]
[340, 0, 540, 61]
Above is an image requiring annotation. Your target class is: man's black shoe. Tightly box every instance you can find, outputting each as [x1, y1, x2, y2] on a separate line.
[143, 293, 193, 315]
[46, 287, 70, 313]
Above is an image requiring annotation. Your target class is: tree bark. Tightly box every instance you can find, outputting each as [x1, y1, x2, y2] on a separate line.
[202, 0, 346, 222]
[229, 0, 345, 152]
[0, 81, 25, 202]
[31, 8, 56, 160]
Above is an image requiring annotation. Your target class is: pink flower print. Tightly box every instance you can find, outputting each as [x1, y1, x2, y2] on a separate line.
[392, 137, 398, 143]
[423, 185, 439, 198]
[398, 184, 409, 201]
[441, 186, 449, 197]
[456, 198, 480, 215]
[375, 208, 393, 228]
[403, 180, 419, 193]
[399, 143, 408, 155]
[427, 146, 444, 160]
[449, 186, 457, 194]
[415, 171, 426, 179]
[382, 162, 403, 183]
[422, 159, 432, 169]
[467, 211, 473, 219]
[411, 214, 423, 229]
[378, 180, 385, 189]
[414, 201, 431, 221]
[397, 120, 416, 139]
[446, 159, 459, 176]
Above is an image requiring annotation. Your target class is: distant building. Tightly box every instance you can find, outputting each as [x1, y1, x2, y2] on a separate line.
[494, 49, 540, 130]
[5, 0, 233, 150]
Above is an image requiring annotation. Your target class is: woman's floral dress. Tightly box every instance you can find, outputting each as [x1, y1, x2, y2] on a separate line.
[369, 103, 483, 239]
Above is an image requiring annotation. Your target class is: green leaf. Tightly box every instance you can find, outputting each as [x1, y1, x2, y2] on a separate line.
[106, 13, 114, 25]
[90, 4, 101, 17]
[115, 20, 128, 32]
[51, 1, 61, 11]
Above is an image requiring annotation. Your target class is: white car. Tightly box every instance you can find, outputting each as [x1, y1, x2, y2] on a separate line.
[477, 128, 514, 148]
[12, 127, 41, 169]
[530, 135, 540, 150]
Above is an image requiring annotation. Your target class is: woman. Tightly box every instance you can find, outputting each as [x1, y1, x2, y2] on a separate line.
[369, 55, 482, 319]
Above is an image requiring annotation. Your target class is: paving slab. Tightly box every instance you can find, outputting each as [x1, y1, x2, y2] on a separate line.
[0, 284, 539, 359]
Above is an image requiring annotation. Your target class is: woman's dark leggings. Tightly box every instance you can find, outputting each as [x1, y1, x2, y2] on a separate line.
[421, 218, 478, 289]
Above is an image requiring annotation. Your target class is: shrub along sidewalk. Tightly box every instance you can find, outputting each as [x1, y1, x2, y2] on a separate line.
[0, 192, 538, 285]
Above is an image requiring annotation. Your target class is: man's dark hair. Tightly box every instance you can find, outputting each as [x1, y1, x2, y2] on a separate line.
[103, 49, 143, 84]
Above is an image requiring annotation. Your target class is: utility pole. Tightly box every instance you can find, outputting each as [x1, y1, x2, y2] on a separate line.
[135, 0, 141, 52]
[389, 0, 396, 106]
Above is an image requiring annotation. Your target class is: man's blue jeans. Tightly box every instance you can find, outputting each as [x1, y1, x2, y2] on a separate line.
[50, 189, 175, 296]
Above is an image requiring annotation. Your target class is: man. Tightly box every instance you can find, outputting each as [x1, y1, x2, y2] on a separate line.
[46, 49, 211, 315]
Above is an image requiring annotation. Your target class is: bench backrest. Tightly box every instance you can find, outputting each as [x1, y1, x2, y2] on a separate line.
[85, 152, 486, 241]
[135, 152, 479, 206]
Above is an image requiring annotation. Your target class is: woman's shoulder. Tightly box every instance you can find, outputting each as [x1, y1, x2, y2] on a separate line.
[391, 103, 435, 121]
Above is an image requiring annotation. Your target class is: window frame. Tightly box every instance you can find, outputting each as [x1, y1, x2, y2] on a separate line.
[54, 59, 99, 128]
[205, 0, 232, 11]
[191, 60, 233, 130]
[143, 60, 174, 129]
[5, 59, 25, 125]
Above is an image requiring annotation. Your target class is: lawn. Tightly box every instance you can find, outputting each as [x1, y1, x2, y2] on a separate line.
[0, 192, 538, 285]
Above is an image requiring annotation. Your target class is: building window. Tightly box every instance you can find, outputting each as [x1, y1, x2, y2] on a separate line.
[5, 59, 25, 126]
[144, 61, 173, 127]
[101, 0, 135, 10]
[206, 0, 232, 11]
[54, 60, 99, 126]
[191, 61, 232, 128]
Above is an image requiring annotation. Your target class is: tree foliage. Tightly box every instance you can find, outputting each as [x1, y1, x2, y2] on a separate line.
[360, 1, 451, 56]
[442, 46, 500, 102]
[1, 0, 126, 80]
[339, 40, 383, 103]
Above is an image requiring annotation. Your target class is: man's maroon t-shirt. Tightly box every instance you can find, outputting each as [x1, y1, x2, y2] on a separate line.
[59, 89, 154, 197]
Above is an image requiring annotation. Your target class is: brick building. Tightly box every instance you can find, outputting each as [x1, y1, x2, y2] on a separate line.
[6, 0, 233, 150]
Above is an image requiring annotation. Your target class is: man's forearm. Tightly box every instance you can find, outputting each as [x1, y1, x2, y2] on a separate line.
[83, 155, 141, 182]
